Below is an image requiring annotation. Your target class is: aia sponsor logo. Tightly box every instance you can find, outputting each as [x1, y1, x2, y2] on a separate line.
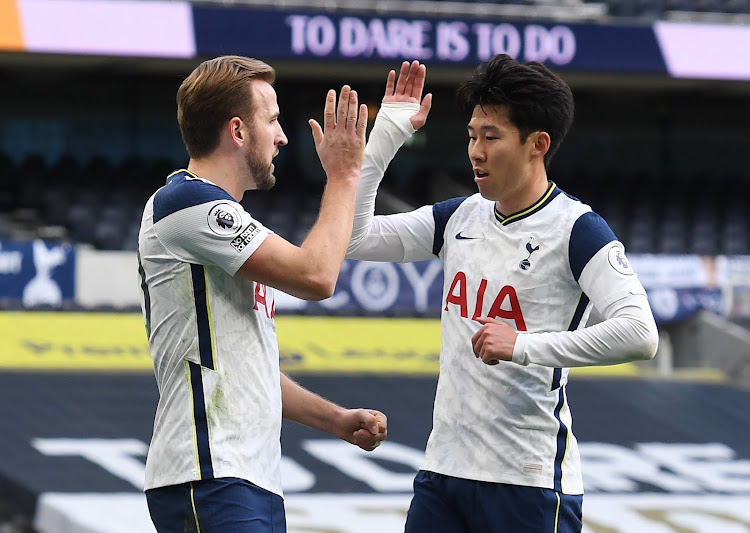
[444, 271, 527, 331]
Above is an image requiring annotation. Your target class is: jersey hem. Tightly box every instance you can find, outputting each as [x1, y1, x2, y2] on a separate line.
[419, 462, 584, 495]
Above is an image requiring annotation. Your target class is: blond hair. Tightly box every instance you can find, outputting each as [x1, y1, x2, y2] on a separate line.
[177, 55, 275, 158]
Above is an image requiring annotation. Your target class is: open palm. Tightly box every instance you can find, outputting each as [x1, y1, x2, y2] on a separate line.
[382, 60, 433, 130]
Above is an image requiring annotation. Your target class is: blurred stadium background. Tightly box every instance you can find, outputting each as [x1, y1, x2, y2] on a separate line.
[2, 0, 750, 531]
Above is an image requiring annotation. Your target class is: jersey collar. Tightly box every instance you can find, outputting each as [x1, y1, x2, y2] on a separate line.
[494, 182, 561, 226]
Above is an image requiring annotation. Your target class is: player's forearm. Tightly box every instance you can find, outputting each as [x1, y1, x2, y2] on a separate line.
[297, 177, 358, 298]
[512, 296, 659, 367]
[349, 102, 419, 254]
[281, 373, 342, 434]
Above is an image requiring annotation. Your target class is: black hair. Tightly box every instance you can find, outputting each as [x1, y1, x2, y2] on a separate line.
[456, 54, 574, 168]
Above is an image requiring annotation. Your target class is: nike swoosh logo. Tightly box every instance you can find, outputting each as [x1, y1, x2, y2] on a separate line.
[455, 232, 480, 240]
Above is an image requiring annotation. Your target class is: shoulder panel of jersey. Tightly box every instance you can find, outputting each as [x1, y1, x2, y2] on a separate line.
[432, 196, 469, 256]
[568, 209, 617, 282]
[153, 170, 234, 223]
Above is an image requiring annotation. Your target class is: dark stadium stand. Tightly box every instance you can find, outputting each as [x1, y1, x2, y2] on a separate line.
[1, 152, 748, 255]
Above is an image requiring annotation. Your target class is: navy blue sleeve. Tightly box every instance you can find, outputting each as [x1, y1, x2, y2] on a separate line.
[568, 211, 617, 281]
[153, 172, 234, 223]
[432, 196, 468, 256]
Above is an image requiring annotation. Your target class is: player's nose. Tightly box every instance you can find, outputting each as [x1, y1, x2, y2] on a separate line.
[469, 143, 485, 162]
[276, 126, 288, 146]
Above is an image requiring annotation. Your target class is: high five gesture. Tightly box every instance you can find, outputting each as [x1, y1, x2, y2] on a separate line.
[383, 60, 432, 130]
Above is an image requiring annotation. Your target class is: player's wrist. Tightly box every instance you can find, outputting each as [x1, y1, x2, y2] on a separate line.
[378, 102, 420, 135]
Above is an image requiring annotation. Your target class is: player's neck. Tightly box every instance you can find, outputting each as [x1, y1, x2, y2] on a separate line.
[187, 157, 245, 202]
[494, 173, 550, 217]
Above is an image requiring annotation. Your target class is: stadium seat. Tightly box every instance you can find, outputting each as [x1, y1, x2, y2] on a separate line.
[67, 203, 99, 245]
[93, 219, 126, 250]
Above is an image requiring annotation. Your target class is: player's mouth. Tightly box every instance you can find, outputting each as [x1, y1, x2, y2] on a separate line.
[474, 168, 488, 182]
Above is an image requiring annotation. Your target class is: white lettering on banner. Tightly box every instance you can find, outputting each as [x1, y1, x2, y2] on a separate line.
[474, 23, 521, 61]
[547, 25, 577, 64]
[287, 15, 308, 54]
[0, 249, 22, 274]
[32, 437, 319, 493]
[339, 17, 369, 57]
[581, 442, 701, 493]
[366, 18, 394, 57]
[281, 456, 316, 492]
[28, 439, 750, 498]
[289, 15, 433, 59]
[403, 20, 432, 59]
[638, 443, 750, 492]
[32, 438, 148, 490]
[524, 24, 576, 64]
[318, 260, 441, 312]
[524, 25, 549, 61]
[303, 440, 424, 492]
[474, 23, 574, 64]
[306, 16, 336, 56]
[582, 442, 750, 493]
[350, 261, 401, 312]
[286, 14, 576, 65]
[436, 21, 470, 61]
[399, 260, 443, 312]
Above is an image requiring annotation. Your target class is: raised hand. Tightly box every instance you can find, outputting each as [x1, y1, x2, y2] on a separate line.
[309, 85, 368, 181]
[383, 60, 432, 130]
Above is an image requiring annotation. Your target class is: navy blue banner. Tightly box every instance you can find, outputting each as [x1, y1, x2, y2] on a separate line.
[0, 240, 75, 306]
[192, 7, 667, 73]
[278, 257, 709, 323]
[277, 259, 445, 316]
[647, 287, 724, 324]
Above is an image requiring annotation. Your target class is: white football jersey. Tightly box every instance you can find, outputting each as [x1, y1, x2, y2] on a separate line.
[426, 189, 598, 494]
[348, 103, 657, 495]
[137, 170, 284, 496]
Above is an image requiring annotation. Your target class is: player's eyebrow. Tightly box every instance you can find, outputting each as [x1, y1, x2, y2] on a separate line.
[467, 124, 501, 134]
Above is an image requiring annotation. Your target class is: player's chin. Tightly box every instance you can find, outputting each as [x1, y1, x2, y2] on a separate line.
[475, 183, 498, 202]
[255, 172, 276, 191]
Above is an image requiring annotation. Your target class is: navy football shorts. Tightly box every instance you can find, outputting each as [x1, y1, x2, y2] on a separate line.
[404, 470, 583, 533]
[146, 477, 286, 533]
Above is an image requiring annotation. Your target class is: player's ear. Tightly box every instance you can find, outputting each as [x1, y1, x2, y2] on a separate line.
[228, 117, 245, 146]
[531, 131, 550, 159]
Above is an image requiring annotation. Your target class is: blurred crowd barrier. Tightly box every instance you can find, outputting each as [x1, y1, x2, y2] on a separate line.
[2, 239, 750, 324]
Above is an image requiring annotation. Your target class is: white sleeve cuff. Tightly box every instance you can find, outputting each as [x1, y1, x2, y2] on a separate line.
[378, 102, 419, 135]
[511, 333, 530, 366]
